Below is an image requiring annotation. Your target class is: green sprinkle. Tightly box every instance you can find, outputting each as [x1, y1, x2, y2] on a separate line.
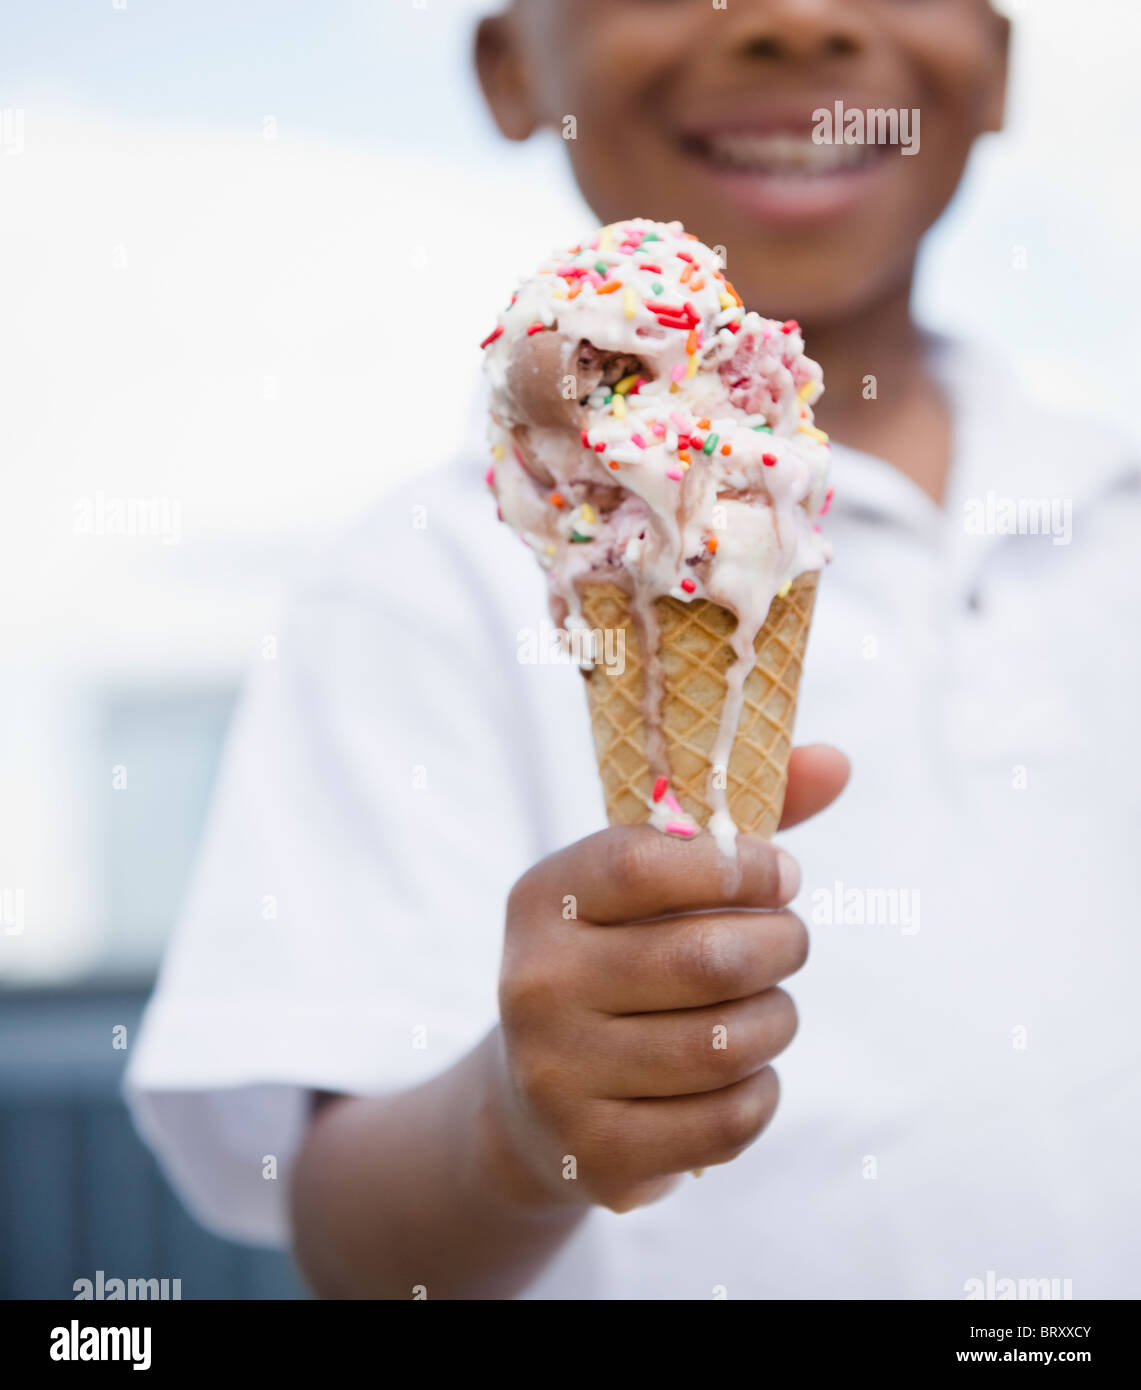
[603, 391, 614, 404]
[703, 433, 719, 455]
[752, 423, 773, 433]
[652, 282, 664, 294]
[570, 531, 591, 543]
[594, 260, 608, 275]
[643, 232, 661, 242]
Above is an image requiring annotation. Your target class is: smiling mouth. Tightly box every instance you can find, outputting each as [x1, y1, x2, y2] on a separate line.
[680, 130, 889, 177]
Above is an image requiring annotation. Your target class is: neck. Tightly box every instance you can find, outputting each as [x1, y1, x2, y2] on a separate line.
[803, 274, 952, 504]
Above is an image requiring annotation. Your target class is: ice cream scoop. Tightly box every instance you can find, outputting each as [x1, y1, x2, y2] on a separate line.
[482, 218, 833, 852]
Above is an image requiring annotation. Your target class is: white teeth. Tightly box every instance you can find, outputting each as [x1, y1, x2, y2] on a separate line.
[699, 132, 875, 175]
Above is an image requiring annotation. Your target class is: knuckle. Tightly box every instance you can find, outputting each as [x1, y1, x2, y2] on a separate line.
[499, 963, 558, 1031]
[606, 829, 664, 899]
[685, 919, 745, 996]
[781, 913, 810, 974]
[709, 1072, 779, 1159]
[764, 987, 799, 1055]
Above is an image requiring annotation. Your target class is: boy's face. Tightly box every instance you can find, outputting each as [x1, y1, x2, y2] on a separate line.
[478, 0, 1008, 325]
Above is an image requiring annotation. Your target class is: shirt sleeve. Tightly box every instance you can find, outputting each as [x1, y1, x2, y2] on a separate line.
[124, 465, 570, 1245]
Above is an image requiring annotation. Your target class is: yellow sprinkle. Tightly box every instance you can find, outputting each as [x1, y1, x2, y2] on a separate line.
[545, 544, 557, 556]
[623, 288, 637, 320]
[680, 459, 690, 471]
[553, 287, 566, 300]
[612, 394, 627, 419]
[799, 424, 829, 444]
[798, 382, 816, 401]
[686, 353, 698, 379]
[613, 374, 639, 395]
[719, 291, 734, 311]
[599, 226, 614, 250]
[580, 503, 596, 525]
[492, 445, 504, 461]
[777, 580, 792, 599]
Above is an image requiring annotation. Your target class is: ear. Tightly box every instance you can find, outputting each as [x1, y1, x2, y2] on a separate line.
[982, 11, 1011, 134]
[475, 13, 538, 142]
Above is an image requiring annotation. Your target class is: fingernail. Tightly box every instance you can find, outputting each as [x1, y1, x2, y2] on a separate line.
[776, 850, 801, 903]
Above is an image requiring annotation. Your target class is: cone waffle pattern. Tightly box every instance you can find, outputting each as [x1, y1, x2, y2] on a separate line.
[580, 572, 818, 838]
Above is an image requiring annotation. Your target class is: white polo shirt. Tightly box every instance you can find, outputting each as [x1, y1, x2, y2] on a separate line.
[125, 339, 1141, 1299]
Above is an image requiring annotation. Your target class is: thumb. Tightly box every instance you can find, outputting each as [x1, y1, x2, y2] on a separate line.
[778, 744, 850, 830]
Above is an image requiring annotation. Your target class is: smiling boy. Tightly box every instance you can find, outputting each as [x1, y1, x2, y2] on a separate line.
[127, 1, 1141, 1301]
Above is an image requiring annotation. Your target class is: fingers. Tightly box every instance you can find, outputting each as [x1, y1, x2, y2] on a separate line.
[584, 1067, 782, 1184]
[779, 744, 850, 829]
[593, 988, 798, 1098]
[576, 909, 808, 1014]
[540, 825, 798, 925]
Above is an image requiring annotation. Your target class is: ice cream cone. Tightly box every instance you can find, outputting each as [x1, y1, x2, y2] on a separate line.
[579, 571, 818, 839]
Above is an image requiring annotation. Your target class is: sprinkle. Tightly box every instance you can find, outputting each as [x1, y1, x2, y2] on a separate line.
[596, 279, 622, 295]
[703, 433, 719, 455]
[686, 329, 699, 354]
[752, 423, 773, 433]
[666, 467, 683, 481]
[698, 418, 711, 429]
[580, 503, 597, 524]
[610, 447, 641, 464]
[630, 433, 648, 449]
[727, 322, 741, 335]
[594, 442, 606, 452]
[569, 531, 591, 543]
[798, 381, 816, 401]
[777, 579, 792, 598]
[651, 776, 668, 803]
[686, 354, 698, 378]
[781, 319, 800, 335]
[612, 395, 627, 419]
[683, 301, 701, 323]
[677, 450, 691, 464]
[549, 492, 565, 508]
[480, 326, 504, 349]
[654, 303, 688, 317]
[484, 466, 495, 487]
[720, 443, 732, 456]
[670, 362, 687, 384]
[666, 430, 678, 451]
[678, 434, 692, 449]
[820, 487, 834, 517]
[665, 822, 696, 839]
[723, 280, 743, 306]
[586, 270, 605, 289]
[762, 453, 778, 467]
[613, 374, 639, 395]
[799, 424, 829, 444]
[680, 578, 696, 594]
[599, 226, 614, 250]
[545, 544, 556, 556]
[705, 536, 718, 554]
[669, 412, 689, 431]
[665, 792, 683, 813]
[568, 285, 582, 299]
[609, 460, 620, 469]
[640, 263, 663, 274]
[651, 282, 664, 295]
[492, 445, 504, 460]
[581, 429, 591, 448]
[676, 251, 695, 263]
[526, 322, 546, 335]
[593, 260, 609, 275]
[680, 263, 694, 285]
[718, 291, 734, 311]
[651, 421, 666, 437]
[689, 277, 705, 292]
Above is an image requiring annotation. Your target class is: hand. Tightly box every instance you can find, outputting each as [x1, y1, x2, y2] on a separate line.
[490, 744, 849, 1214]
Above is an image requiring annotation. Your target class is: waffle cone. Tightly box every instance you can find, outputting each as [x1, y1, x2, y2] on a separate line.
[579, 571, 818, 839]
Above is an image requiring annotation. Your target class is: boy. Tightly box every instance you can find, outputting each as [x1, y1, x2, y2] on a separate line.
[127, 1, 1141, 1299]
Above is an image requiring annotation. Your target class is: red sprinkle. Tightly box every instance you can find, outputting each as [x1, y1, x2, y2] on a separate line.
[526, 322, 547, 335]
[594, 442, 606, 453]
[639, 263, 662, 273]
[484, 465, 495, 487]
[651, 776, 669, 802]
[681, 578, 696, 594]
[581, 429, 591, 448]
[763, 453, 778, 467]
[479, 326, 504, 349]
[781, 319, 800, 334]
[676, 251, 695, 263]
[727, 322, 741, 334]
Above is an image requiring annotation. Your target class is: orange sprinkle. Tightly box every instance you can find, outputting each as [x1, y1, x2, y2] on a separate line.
[568, 285, 582, 299]
[721, 443, 732, 456]
[723, 279, 743, 307]
[680, 263, 694, 285]
[549, 492, 565, 508]
[706, 536, 719, 554]
[698, 418, 711, 429]
[683, 232, 699, 240]
[686, 330, 698, 354]
[689, 277, 705, 292]
[678, 450, 691, 464]
[608, 460, 620, 470]
[596, 279, 622, 295]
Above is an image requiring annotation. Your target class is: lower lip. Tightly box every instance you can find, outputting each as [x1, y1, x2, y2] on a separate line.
[679, 148, 895, 228]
